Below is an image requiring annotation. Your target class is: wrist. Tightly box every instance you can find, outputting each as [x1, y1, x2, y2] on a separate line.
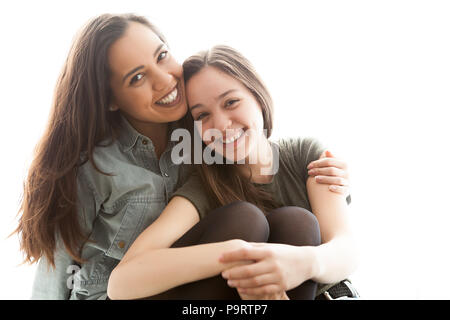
[220, 239, 252, 270]
[306, 246, 323, 281]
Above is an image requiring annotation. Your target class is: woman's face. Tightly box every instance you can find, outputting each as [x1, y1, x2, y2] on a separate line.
[108, 22, 187, 127]
[186, 66, 265, 163]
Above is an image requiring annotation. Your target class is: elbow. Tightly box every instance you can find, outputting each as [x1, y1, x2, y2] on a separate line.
[108, 264, 137, 300]
[107, 262, 160, 300]
[107, 267, 123, 300]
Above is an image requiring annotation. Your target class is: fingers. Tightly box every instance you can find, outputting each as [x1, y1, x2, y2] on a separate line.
[308, 166, 347, 178]
[219, 247, 270, 264]
[328, 185, 349, 195]
[307, 157, 348, 170]
[313, 175, 348, 186]
[237, 284, 282, 296]
[227, 273, 278, 289]
[222, 260, 272, 280]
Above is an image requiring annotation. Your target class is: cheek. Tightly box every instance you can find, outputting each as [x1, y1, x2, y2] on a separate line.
[129, 88, 153, 110]
[201, 124, 214, 143]
[116, 83, 152, 106]
[194, 121, 208, 142]
[248, 106, 265, 132]
[168, 58, 183, 78]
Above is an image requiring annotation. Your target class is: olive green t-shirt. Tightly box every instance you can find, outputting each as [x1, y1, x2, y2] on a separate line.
[172, 136, 349, 296]
[172, 136, 326, 219]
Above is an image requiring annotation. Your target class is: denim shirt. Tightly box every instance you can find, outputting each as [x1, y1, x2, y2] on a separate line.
[31, 116, 191, 300]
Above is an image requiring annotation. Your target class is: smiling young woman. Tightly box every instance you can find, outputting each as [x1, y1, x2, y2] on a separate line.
[14, 13, 189, 300]
[107, 21, 188, 156]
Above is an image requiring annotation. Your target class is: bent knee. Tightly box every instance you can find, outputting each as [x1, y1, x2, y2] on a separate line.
[216, 201, 269, 242]
[224, 201, 266, 219]
[293, 207, 320, 229]
[269, 206, 318, 226]
[267, 206, 321, 246]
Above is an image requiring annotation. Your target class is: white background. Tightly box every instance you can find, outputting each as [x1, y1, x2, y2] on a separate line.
[1, 0, 449, 299]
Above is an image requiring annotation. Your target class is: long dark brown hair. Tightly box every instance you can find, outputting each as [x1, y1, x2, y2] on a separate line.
[182, 45, 279, 214]
[13, 13, 167, 267]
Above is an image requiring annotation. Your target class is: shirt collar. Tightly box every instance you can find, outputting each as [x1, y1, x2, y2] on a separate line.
[117, 114, 142, 152]
[117, 114, 180, 152]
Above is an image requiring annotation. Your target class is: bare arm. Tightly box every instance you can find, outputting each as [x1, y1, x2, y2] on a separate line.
[306, 176, 359, 283]
[107, 196, 249, 300]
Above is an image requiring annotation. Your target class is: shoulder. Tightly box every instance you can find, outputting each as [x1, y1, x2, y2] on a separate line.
[78, 137, 131, 176]
[275, 136, 326, 160]
[76, 140, 126, 201]
[273, 136, 326, 182]
[276, 136, 324, 148]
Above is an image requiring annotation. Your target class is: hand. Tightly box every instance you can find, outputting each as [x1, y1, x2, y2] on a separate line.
[219, 243, 313, 297]
[307, 150, 350, 196]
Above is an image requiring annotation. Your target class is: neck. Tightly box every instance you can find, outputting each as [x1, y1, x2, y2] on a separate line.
[124, 115, 169, 158]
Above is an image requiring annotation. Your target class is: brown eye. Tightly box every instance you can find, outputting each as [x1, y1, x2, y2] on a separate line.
[130, 73, 144, 85]
[157, 51, 169, 62]
[225, 99, 239, 107]
[195, 112, 208, 121]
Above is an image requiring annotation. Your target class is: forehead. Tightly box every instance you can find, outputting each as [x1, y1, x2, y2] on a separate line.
[108, 22, 163, 75]
[187, 67, 245, 96]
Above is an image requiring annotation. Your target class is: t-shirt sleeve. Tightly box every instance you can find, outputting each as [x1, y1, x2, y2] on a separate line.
[284, 136, 352, 205]
[287, 136, 327, 183]
[170, 170, 212, 220]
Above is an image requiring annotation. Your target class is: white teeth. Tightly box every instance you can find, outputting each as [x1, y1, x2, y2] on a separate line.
[156, 87, 178, 105]
[222, 130, 244, 144]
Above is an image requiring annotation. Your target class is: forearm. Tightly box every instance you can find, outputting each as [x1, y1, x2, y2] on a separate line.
[107, 239, 249, 299]
[309, 234, 359, 284]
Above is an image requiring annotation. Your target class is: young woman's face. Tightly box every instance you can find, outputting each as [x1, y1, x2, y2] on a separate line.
[108, 22, 187, 126]
[186, 66, 265, 163]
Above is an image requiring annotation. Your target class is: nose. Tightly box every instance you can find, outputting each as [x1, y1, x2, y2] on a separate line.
[151, 68, 173, 92]
[212, 111, 232, 133]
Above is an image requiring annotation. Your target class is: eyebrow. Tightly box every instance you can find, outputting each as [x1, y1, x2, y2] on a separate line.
[121, 43, 166, 84]
[190, 89, 238, 111]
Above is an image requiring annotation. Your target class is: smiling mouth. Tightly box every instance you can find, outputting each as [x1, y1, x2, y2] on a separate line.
[213, 128, 247, 147]
[155, 83, 180, 106]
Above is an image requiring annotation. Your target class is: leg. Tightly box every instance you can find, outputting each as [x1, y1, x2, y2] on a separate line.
[265, 206, 321, 300]
[144, 201, 269, 300]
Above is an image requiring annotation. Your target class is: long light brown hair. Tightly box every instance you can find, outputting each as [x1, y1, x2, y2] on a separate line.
[182, 45, 279, 214]
[13, 14, 168, 267]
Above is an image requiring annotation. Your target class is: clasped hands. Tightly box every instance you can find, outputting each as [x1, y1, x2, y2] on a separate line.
[220, 242, 312, 300]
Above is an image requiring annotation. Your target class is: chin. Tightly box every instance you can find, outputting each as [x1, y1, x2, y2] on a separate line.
[223, 152, 250, 164]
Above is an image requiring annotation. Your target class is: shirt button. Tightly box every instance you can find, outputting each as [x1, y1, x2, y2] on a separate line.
[142, 139, 148, 145]
[117, 241, 125, 249]
[163, 172, 169, 177]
